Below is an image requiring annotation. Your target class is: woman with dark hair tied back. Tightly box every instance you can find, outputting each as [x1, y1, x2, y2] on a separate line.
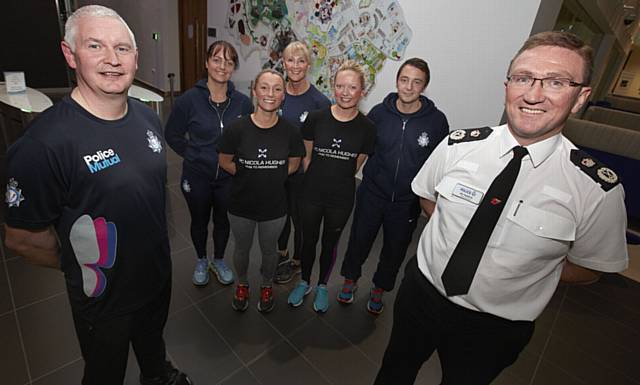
[165, 41, 253, 287]
[218, 69, 305, 313]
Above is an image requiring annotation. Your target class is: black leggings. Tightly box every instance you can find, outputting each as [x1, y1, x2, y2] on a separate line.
[277, 173, 304, 260]
[180, 164, 231, 259]
[300, 201, 352, 285]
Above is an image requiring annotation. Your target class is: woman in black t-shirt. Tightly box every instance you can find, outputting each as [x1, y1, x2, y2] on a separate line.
[287, 61, 376, 313]
[218, 70, 305, 313]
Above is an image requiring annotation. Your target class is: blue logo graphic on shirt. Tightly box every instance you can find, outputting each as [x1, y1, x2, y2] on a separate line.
[82, 149, 121, 174]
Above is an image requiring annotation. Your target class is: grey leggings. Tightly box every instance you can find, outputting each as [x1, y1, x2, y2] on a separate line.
[228, 213, 286, 286]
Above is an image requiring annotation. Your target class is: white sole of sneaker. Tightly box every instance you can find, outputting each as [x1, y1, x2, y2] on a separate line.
[336, 287, 357, 304]
[288, 286, 312, 307]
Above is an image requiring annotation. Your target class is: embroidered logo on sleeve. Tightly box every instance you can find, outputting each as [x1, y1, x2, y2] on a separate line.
[182, 179, 191, 193]
[5, 178, 25, 207]
[147, 130, 163, 153]
[70, 215, 117, 298]
[417, 132, 430, 147]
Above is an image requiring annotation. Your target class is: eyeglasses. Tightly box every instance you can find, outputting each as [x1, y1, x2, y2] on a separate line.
[210, 56, 235, 69]
[507, 74, 586, 91]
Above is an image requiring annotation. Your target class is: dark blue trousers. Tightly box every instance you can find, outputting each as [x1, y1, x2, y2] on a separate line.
[180, 163, 231, 259]
[340, 184, 420, 291]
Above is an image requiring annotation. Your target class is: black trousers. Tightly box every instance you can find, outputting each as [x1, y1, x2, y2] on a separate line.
[277, 172, 304, 260]
[340, 185, 420, 291]
[301, 201, 352, 285]
[72, 281, 171, 385]
[375, 257, 534, 385]
[181, 163, 231, 259]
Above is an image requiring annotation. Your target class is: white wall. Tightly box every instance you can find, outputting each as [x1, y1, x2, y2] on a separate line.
[77, 0, 181, 92]
[208, 0, 541, 130]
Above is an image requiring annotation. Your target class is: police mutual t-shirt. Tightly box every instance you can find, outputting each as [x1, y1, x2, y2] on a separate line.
[5, 96, 171, 321]
[301, 107, 376, 208]
[218, 116, 304, 221]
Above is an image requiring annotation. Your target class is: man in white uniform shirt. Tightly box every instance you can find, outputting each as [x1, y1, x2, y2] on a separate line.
[375, 31, 628, 385]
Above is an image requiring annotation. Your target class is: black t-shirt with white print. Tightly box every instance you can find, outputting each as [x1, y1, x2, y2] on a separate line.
[5, 96, 170, 322]
[301, 107, 376, 209]
[217, 116, 305, 221]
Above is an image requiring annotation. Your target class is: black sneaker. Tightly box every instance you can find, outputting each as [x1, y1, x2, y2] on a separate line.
[232, 284, 250, 312]
[257, 286, 275, 313]
[274, 260, 301, 284]
[140, 361, 193, 385]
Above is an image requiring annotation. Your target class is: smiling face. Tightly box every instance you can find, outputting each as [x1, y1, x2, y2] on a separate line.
[253, 72, 285, 113]
[333, 69, 364, 110]
[396, 64, 427, 105]
[505, 45, 591, 145]
[206, 46, 235, 84]
[62, 16, 137, 97]
[283, 51, 310, 84]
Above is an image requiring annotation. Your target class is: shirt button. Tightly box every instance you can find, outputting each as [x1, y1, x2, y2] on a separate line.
[538, 226, 543, 230]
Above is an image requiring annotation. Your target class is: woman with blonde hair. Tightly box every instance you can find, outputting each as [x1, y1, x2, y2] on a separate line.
[287, 61, 376, 312]
[274, 41, 331, 284]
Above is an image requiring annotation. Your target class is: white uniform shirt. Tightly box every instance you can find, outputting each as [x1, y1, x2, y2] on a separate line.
[411, 124, 628, 321]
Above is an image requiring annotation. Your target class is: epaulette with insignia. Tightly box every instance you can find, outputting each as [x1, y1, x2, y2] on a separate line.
[570, 149, 621, 191]
[448, 127, 493, 145]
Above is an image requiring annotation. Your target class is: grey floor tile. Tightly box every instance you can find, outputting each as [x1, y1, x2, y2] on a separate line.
[492, 370, 528, 385]
[166, 185, 188, 214]
[531, 359, 586, 385]
[18, 294, 81, 380]
[248, 340, 331, 385]
[167, 220, 193, 254]
[169, 278, 194, 316]
[566, 277, 640, 332]
[0, 312, 29, 385]
[289, 317, 378, 385]
[261, 285, 318, 337]
[197, 290, 284, 364]
[32, 359, 83, 385]
[414, 353, 442, 385]
[542, 336, 640, 384]
[217, 368, 261, 385]
[501, 348, 539, 384]
[164, 307, 243, 385]
[320, 291, 391, 364]
[0, 261, 13, 315]
[561, 295, 640, 352]
[551, 308, 640, 382]
[6, 257, 66, 308]
[166, 163, 182, 187]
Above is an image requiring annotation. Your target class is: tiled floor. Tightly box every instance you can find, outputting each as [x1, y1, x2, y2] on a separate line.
[2, 102, 640, 385]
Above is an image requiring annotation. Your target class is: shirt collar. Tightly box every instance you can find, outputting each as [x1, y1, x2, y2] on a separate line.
[498, 124, 561, 167]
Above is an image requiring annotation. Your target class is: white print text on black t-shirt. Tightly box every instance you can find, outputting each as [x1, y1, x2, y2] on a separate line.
[82, 148, 121, 174]
[314, 146, 358, 161]
[238, 158, 286, 169]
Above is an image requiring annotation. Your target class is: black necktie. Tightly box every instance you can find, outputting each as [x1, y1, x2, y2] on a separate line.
[441, 146, 529, 296]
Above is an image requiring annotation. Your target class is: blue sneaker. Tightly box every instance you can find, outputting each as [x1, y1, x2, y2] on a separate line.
[367, 287, 385, 315]
[337, 279, 357, 304]
[211, 259, 234, 285]
[313, 285, 329, 313]
[192, 258, 210, 286]
[288, 280, 311, 307]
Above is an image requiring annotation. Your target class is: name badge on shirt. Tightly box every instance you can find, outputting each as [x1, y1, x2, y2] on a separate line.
[452, 183, 483, 205]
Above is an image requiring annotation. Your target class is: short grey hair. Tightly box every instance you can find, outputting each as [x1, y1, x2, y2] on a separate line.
[64, 5, 137, 52]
